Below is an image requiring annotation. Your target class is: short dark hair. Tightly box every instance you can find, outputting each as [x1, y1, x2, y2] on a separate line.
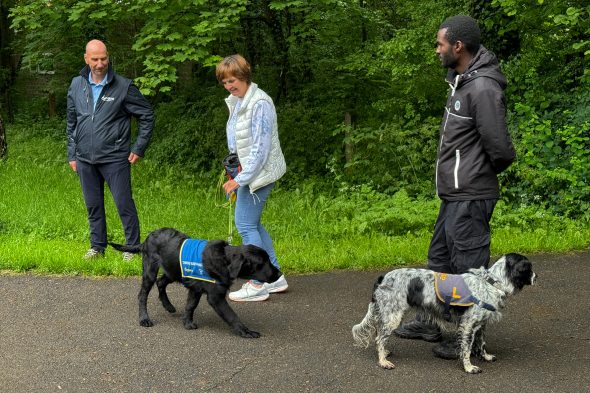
[440, 15, 481, 55]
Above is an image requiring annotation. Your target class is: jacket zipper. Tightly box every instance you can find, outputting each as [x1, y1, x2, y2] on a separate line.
[454, 149, 461, 189]
[436, 107, 451, 195]
[84, 79, 96, 162]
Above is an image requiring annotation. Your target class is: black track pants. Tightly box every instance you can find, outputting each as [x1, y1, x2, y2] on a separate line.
[427, 199, 497, 274]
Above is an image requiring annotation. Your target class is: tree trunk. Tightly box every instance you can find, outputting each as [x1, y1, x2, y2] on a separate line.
[1, 0, 16, 121]
[0, 113, 7, 159]
[261, 1, 289, 104]
[344, 112, 353, 175]
[48, 91, 57, 118]
[241, 8, 260, 69]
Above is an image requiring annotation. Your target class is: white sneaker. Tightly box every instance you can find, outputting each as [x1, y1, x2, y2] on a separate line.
[263, 275, 288, 293]
[229, 281, 270, 302]
[83, 248, 104, 260]
[122, 252, 136, 262]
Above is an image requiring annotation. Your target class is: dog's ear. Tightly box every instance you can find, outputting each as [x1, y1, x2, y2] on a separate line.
[505, 253, 534, 290]
[202, 240, 231, 284]
[228, 252, 245, 280]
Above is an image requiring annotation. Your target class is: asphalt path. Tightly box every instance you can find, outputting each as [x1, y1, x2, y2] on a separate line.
[0, 251, 589, 392]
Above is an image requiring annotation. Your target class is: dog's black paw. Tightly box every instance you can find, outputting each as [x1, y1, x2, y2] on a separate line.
[183, 320, 198, 330]
[235, 327, 261, 338]
[139, 318, 154, 327]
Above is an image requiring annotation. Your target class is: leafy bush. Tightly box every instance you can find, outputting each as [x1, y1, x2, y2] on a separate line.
[147, 92, 228, 178]
[292, 185, 440, 237]
[330, 118, 438, 196]
[276, 101, 342, 187]
[505, 97, 590, 218]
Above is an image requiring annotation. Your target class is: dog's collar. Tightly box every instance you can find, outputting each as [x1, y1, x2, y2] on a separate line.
[470, 272, 504, 292]
[483, 274, 510, 295]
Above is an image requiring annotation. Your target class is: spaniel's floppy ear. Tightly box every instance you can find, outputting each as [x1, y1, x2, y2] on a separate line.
[505, 253, 534, 290]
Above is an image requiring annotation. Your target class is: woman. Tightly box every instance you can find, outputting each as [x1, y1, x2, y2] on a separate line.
[216, 54, 288, 302]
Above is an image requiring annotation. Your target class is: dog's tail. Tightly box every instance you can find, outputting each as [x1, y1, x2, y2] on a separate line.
[108, 242, 143, 254]
[352, 275, 383, 348]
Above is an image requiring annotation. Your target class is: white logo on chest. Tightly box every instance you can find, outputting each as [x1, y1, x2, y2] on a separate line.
[101, 96, 115, 102]
[454, 100, 461, 111]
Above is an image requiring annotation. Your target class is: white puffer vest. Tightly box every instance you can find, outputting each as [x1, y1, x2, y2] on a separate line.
[225, 83, 286, 193]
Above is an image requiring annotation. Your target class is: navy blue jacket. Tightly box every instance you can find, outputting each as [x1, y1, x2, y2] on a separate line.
[66, 65, 154, 163]
[436, 46, 516, 201]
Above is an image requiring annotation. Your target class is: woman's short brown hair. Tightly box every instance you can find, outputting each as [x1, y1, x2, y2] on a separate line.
[215, 54, 252, 84]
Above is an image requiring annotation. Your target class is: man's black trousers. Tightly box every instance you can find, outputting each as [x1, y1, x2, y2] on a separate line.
[77, 159, 140, 251]
[427, 199, 497, 274]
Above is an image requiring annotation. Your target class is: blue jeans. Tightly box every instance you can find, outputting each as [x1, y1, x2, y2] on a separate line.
[235, 183, 279, 269]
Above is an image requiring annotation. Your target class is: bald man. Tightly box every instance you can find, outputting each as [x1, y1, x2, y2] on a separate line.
[66, 39, 154, 261]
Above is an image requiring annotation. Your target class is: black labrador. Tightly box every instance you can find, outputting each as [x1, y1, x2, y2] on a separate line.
[109, 227, 281, 338]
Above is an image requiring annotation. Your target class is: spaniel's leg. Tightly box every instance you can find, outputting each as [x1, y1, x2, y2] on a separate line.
[473, 325, 496, 362]
[376, 311, 403, 369]
[458, 318, 481, 373]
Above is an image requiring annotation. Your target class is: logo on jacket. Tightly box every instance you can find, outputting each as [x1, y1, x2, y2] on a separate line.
[454, 100, 461, 111]
[101, 96, 115, 102]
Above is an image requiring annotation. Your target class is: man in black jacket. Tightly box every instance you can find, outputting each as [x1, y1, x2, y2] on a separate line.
[67, 39, 154, 261]
[394, 15, 516, 358]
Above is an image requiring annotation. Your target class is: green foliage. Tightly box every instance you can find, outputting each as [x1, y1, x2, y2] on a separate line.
[330, 118, 438, 195]
[505, 99, 590, 218]
[340, 0, 460, 119]
[487, 0, 590, 218]
[10, 0, 88, 76]
[128, 0, 248, 94]
[276, 100, 342, 186]
[10, 0, 248, 95]
[319, 186, 440, 236]
[493, 0, 589, 94]
[147, 90, 228, 177]
[5, 0, 590, 221]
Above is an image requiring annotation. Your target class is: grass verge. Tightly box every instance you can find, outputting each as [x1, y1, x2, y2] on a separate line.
[0, 121, 588, 276]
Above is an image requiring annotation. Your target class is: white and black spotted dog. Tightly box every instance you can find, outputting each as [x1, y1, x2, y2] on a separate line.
[352, 253, 536, 373]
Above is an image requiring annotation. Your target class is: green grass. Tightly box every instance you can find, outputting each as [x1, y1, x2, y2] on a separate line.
[1, 121, 589, 276]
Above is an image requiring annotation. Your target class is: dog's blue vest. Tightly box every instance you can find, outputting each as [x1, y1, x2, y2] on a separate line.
[434, 273, 496, 320]
[179, 239, 216, 283]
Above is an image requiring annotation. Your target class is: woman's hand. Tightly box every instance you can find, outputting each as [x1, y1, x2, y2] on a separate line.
[223, 179, 240, 195]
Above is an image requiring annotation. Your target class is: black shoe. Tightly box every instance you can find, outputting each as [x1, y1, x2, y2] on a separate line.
[394, 319, 442, 342]
[432, 338, 459, 360]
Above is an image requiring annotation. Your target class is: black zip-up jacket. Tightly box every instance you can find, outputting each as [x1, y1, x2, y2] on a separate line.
[66, 65, 154, 164]
[436, 46, 516, 201]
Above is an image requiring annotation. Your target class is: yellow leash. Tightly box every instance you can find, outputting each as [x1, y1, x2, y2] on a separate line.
[215, 170, 236, 244]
